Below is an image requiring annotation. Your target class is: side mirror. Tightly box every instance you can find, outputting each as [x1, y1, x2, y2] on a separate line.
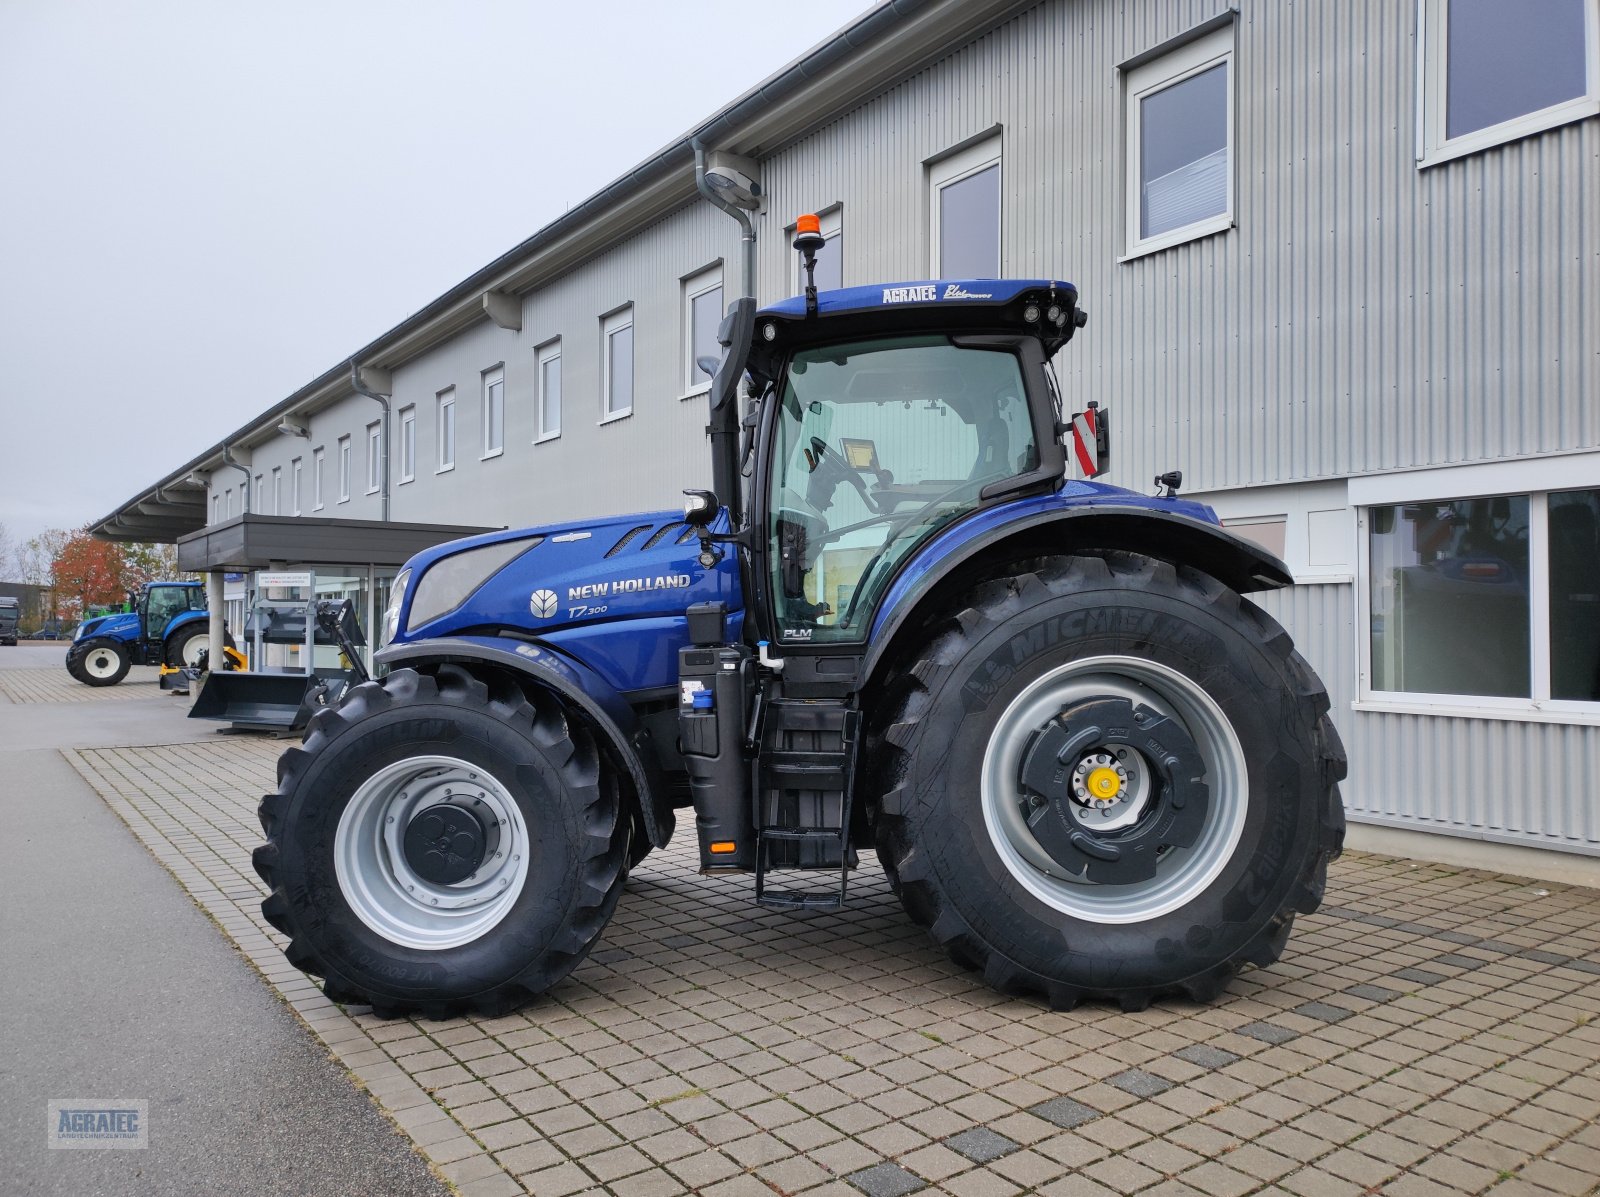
[696, 355, 720, 378]
[710, 298, 756, 415]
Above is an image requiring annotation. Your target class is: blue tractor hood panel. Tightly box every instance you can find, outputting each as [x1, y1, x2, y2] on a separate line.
[77, 612, 137, 642]
[392, 508, 742, 694]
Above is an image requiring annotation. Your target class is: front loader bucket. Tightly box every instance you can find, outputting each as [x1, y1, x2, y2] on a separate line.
[189, 671, 322, 732]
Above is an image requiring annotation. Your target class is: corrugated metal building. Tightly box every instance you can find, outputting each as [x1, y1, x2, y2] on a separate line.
[99, 0, 1600, 880]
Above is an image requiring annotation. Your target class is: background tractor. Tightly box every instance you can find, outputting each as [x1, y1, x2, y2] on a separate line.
[66, 580, 225, 686]
[255, 222, 1345, 1018]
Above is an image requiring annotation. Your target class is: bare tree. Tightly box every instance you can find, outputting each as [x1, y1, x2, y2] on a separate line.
[0, 522, 13, 581]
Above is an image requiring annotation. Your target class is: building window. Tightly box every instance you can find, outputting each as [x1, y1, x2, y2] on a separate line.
[338, 435, 351, 502]
[225, 487, 235, 518]
[793, 208, 843, 293]
[212, 493, 221, 524]
[1418, 0, 1598, 166]
[437, 388, 456, 471]
[536, 341, 561, 442]
[481, 366, 505, 458]
[930, 138, 1001, 278]
[1124, 25, 1233, 257]
[291, 457, 302, 515]
[313, 447, 325, 510]
[366, 421, 381, 493]
[1360, 471, 1600, 718]
[681, 267, 723, 396]
[254, 474, 263, 511]
[602, 307, 634, 422]
[398, 406, 416, 483]
[271, 466, 282, 515]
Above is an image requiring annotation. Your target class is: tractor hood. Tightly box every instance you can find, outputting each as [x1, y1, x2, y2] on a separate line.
[75, 612, 136, 642]
[388, 507, 740, 646]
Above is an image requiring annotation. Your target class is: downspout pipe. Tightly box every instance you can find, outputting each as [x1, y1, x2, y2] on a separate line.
[692, 137, 757, 526]
[220, 445, 250, 514]
[349, 360, 391, 522]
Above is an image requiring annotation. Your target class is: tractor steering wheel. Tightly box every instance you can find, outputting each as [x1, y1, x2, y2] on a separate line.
[806, 436, 879, 513]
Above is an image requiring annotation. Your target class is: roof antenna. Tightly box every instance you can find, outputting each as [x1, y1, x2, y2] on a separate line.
[793, 214, 825, 318]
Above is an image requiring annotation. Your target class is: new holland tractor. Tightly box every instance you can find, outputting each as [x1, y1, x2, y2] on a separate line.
[255, 223, 1345, 1017]
[66, 580, 227, 687]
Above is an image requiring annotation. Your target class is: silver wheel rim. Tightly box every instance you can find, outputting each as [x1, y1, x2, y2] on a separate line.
[84, 648, 120, 678]
[980, 654, 1247, 925]
[334, 754, 530, 950]
[178, 634, 207, 668]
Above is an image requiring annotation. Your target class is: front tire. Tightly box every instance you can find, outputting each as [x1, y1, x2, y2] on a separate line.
[68, 639, 131, 687]
[872, 553, 1345, 1010]
[253, 664, 628, 1017]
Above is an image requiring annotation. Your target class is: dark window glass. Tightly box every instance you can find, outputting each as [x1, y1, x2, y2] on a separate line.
[1446, 0, 1587, 139]
[608, 324, 633, 414]
[1550, 488, 1600, 701]
[813, 228, 842, 292]
[1140, 62, 1228, 238]
[938, 164, 1000, 278]
[690, 286, 723, 385]
[1369, 495, 1530, 697]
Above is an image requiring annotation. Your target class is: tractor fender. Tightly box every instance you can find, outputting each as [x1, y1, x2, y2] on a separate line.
[862, 504, 1294, 684]
[374, 634, 675, 849]
[162, 609, 211, 640]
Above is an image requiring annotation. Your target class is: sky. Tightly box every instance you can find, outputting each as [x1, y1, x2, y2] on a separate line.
[0, 0, 878, 558]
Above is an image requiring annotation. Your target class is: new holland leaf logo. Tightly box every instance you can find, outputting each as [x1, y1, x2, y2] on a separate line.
[529, 589, 559, 619]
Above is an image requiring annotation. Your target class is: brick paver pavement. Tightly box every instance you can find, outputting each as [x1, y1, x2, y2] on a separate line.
[66, 737, 1600, 1197]
[0, 665, 165, 704]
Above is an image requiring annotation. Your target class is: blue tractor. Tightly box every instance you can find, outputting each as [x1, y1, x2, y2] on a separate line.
[255, 228, 1345, 1017]
[66, 580, 216, 687]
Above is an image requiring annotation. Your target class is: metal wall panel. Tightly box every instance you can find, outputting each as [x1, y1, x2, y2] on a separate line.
[1255, 581, 1600, 853]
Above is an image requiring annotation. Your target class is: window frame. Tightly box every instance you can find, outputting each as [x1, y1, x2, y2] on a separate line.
[1416, 0, 1600, 168]
[481, 364, 505, 459]
[338, 436, 352, 503]
[792, 207, 843, 294]
[212, 493, 222, 524]
[929, 135, 1002, 278]
[600, 306, 634, 424]
[681, 266, 724, 400]
[270, 466, 282, 515]
[437, 387, 456, 472]
[535, 339, 561, 443]
[291, 456, 303, 515]
[1352, 453, 1600, 726]
[312, 447, 325, 511]
[365, 421, 381, 494]
[397, 406, 416, 483]
[1121, 24, 1236, 260]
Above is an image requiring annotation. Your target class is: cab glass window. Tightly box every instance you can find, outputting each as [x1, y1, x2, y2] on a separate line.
[770, 336, 1035, 643]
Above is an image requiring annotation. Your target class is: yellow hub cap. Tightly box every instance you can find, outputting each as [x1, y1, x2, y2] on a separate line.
[1086, 766, 1122, 801]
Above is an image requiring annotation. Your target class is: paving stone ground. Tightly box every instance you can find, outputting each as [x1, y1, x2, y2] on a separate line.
[66, 735, 1600, 1197]
[0, 663, 166, 704]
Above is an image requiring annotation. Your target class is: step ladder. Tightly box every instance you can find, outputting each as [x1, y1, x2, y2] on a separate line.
[754, 698, 862, 911]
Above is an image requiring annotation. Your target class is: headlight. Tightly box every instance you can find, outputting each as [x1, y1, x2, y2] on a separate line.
[383, 569, 411, 643]
[405, 536, 542, 631]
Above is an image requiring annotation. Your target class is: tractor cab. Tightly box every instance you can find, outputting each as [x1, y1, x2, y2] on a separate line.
[740, 278, 1085, 647]
[137, 582, 205, 652]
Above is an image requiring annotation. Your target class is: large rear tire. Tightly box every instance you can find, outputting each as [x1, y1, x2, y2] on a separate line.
[871, 552, 1345, 1010]
[253, 664, 628, 1018]
[68, 639, 131, 687]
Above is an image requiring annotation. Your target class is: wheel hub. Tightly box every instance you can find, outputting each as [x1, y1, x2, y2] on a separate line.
[403, 800, 491, 885]
[1018, 696, 1210, 885]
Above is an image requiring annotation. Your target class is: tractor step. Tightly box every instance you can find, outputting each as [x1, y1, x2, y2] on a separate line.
[754, 698, 861, 910]
[756, 889, 846, 912]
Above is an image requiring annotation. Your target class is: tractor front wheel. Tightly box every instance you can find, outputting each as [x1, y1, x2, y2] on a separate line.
[68, 639, 131, 687]
[253, 664, 628, 1018]
[872, 552, 1345, 1010]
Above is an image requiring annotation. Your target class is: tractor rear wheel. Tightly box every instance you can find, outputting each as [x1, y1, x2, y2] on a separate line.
[163, 625, 212, 668]
[69, 639, 131, 687]
[872, 552, 1345, 1010]
[253, 664, 628, 1018]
